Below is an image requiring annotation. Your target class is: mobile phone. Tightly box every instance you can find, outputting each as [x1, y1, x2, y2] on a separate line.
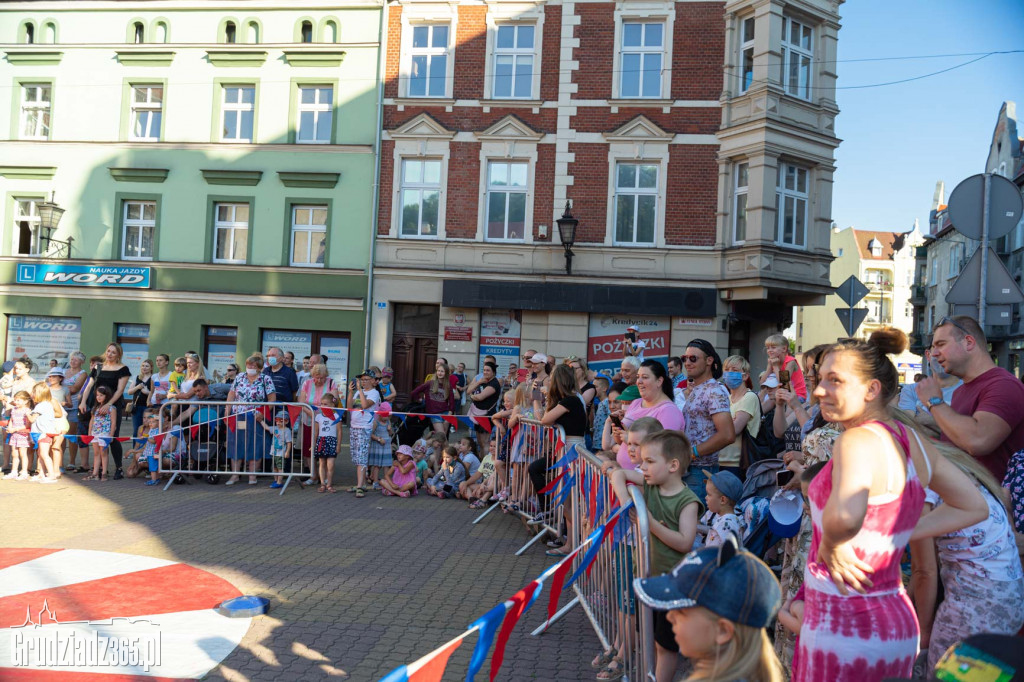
[777, 470, 794, 487]
[778, 370, 791, 389]
[625, 331, 637, 343]
[610, 414, 624, 430]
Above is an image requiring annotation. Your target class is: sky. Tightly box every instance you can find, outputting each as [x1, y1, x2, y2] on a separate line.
[832, 0, 1024, 234]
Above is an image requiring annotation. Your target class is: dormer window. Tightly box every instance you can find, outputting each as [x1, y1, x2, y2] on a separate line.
[869, 238, 882, 257]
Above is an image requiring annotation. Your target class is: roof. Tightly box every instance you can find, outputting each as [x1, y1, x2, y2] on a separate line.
[853, 230, 900, 260]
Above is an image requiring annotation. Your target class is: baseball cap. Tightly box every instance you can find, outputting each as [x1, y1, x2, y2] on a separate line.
[616, 385, 640, 402]
[396, 444, 413, 459]
[354, 368, 376, 378]
[626, 325, 639, 332]
[274, 410, 289, 421]
[704, 470, 743, 503]
[530, 353, 549, 364]
[47, 367, 65, 379]
[633, 535, 781, 628]
[761, 375, 780, 389]
[2, 361, 14, 373]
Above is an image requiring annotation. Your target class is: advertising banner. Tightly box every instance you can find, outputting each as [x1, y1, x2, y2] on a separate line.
[479, 309, 521, 376]
[5, 315, 82, 380]
[320, 337, 349, 390]
[587, 314, 670, 375]
[116, 324, 150, 378]
[261, 330, 313, 364]
[16, 263, 151, 288]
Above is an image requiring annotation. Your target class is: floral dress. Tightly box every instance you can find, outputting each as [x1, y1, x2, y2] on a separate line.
[7, 407, 31, 449]
[228, 373, 276, 461]
[774, 420, 841, 676]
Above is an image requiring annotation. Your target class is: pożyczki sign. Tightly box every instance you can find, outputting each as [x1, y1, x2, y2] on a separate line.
[16, 263, 151, 288]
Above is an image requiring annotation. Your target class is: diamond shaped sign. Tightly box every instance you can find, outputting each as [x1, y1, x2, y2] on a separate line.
[835, 275, 869, 307]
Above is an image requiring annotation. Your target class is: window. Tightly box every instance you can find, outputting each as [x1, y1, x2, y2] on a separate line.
[213, 203, 249, 263]
[221, 85, 254, 142]
[929, 259, 938, 285]
[20, 83, 51, 140]
[133, 21, 144, 44]
[296, 86, 332, 144]
[485, 162, 528, 241]
[614, 163, 658, 245]
[130, 84, 163, 141]
[13, 198, 46, 256]
[739, 16, 755, 93]
[300, 20, 313, 43]
[225, 21, 236, 43]
[324, 20, 338, 43]
[409, 24, 449, 97]
[400, 159, 441, 237]
[733, 163, 749, 243]
[248, 21, 260, 43]
[493, 24, 534, 99]
[116, 324, 150, 378]
[620, 23, 663, 98]
[154, 21, 168, 43]
[24, 23, 34, 44]
[948, 244, 963, 278]
[122, 201, 156, 260]
[781, 17, 812, 100]
[290, 205, 327, 267]
[775, 162, 808, 248]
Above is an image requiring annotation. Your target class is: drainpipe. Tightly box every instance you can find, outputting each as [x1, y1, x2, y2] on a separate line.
[363, 0, 387, 369]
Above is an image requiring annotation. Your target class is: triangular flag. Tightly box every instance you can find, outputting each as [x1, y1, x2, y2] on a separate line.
[593, 484, 605, 525]
[378, 666, 409, 682]
[588, 473, 598, 527]
[465, 602, 509, 682]
[472, 417, 492, 433]
[566, 526, 607, 590]
[612, 510, 631, 548]
[63, 434, 76, 443]
[459, 416, 475, 430]
[442, 415, 459, 429]
[408, 632, 467, 682]
[153, 433, 165, 449]
[190, 425, 200, 439]
[226, 414, 237, 432]
[547, 444, 579, 470]
[287, 404, 303, 426]
[582, 467, 592, 521]
[321, 407, 336, 421]
[537, 470, 567, 495]
[545, 545, 585, 626]
[552, 474, 575, 509]
[94, 436, 111, 448]
[554, 437, 565, 454]
[489, 581, 541, 682]
[396, 413, 407, 425]
[78, 435, 94, 445]
[133, 437, 146, 446]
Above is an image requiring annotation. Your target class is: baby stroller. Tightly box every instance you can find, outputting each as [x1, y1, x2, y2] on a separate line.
[393, 400, 434, 446]
[736, 458, 787, 558]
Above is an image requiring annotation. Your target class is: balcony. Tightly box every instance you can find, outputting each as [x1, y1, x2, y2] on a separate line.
[910, 284, 926, 303]
[864, 314, 893, 325]
[865, 280, 893, 293]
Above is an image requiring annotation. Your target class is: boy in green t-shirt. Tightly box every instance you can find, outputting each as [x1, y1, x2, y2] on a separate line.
[612, 429, 703, 682]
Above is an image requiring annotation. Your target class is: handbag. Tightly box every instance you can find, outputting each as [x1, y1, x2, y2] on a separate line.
[740, 394, 775, 467]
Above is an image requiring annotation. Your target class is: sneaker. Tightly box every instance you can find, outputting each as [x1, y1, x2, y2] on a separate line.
[527, 511, 551, 526]
[302, 478, 319, 487]
[113, 469, 124, 481]
[371, 482, 382, 490]
[38, 478, 57, 484]
[3, 472, 18, 480]
[269, 482, 283, 489]
[145, 479, 160, 486]
[16, 473, 29, 480]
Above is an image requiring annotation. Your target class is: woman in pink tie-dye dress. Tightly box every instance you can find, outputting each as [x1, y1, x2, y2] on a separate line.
[786, 329, 988, 682]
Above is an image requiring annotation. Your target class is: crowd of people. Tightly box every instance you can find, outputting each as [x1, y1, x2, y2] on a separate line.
[3, 314, 1023, 681]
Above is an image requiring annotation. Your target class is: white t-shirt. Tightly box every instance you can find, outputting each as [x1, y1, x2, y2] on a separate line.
[150, 371, 172, 405]
[30, 401, 56, 434]
[270, 426, 293, 457]
[697, 510, 745, 548]
[314, 412, 336, 438]
[461, 452, 481, 478]
[926, 484, 1023, 581]
[349, 388, 380, 430]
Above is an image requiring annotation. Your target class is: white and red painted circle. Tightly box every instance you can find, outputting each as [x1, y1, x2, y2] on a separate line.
[0, 548, 252, 679]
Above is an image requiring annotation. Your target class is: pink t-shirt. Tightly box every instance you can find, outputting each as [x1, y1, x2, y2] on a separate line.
[615, 398, 685, 469]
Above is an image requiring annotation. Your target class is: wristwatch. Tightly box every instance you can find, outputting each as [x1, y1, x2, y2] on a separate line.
[928, 396, 944, 407]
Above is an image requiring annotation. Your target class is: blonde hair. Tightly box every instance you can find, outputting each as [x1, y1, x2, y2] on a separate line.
[687, 623, 783, 682]
[764, 334, 788, 349]
[246, 352, 264, 368]
[513, 381, 533, 408]
[185, 353, 207, 381]
[723, 355, 750, 373]
[628, 416, 664, 439]
[310, 363, 329, 379]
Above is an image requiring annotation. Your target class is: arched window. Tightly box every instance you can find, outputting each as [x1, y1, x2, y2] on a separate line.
[24, 23, 34, 44]
[155, 21, 168, 43]
[44, 22, 56, 43]
[247, 21, 260, 43]
[300, 20, 313, 43]
[133, 21, 145, 44]
[225, 21, 237, 43]
[324, 20, 338, 43]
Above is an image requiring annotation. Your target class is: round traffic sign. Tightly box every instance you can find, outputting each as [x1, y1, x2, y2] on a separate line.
[947, 173, 1024, 241]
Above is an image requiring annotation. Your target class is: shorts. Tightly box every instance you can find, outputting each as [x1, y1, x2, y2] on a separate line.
[349, 428, 370, 466]
[653, 608, 679, 652]
[272, 454, 285, 470]
[315, 436, 338, 459]
[147, 455, 159, 473]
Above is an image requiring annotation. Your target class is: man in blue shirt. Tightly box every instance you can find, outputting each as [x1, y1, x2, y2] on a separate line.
[262, 346, 298, 402]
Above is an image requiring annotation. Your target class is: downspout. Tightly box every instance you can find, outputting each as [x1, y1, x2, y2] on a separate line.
[363, 0, 387, 369]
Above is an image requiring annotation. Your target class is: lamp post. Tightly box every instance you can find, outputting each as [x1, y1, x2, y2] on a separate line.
[556, 200, 578, 275]
[36, 192, 72, 258]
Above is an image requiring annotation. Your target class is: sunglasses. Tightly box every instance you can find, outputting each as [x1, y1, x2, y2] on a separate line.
[937, 316, 972, 339]
[681, 354, 706, 363]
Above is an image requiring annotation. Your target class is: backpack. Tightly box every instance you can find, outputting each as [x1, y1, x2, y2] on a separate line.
[1002, 448, 1024, 534]
[741, 395, 781, 465]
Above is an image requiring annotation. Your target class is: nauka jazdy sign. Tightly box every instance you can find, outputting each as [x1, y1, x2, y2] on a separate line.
[17, 263, 151, 288]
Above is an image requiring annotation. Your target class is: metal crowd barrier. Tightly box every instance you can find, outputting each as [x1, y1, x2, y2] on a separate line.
[532, 445, 655, 682]
[155, 400, 314, 495]
[473, 417, 567, 556]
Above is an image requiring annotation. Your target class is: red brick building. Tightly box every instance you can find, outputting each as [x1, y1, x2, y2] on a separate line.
[369, 0, 842, 389]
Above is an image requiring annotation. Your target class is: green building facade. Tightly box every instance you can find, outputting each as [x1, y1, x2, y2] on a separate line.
[0, 0, 382, 382]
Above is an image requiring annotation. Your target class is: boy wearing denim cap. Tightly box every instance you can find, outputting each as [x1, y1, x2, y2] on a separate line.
[634, 535, 784, 681]
[697, 469, 746, 548]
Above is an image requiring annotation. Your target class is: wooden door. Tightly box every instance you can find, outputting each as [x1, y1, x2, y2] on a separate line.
[390, 304, 439, 406]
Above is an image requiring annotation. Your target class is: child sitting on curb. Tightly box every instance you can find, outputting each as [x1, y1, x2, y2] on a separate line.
[411, 439, 431, 484]
[697, 470, 746, 549]
[426, 445, 465, 499]
[382, 444, 418, 497]
[462, 437, 497, 509]
[125, 409, 156, 478]
[633, 535, 784, 682]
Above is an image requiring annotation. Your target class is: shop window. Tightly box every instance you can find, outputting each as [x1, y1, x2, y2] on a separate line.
[116, 324, 150, 378]
[5, 315, 81, 380]
[261, 329, 350, 385]
[204, 326, 238, 383]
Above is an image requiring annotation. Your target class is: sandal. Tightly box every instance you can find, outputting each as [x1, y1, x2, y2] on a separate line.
[317, 485, 327, 493]
[83, 474, 99, 481]
[546, 548, 571, 558]
[591, 649, 617, 670]
[355, 488, 366, 498]
[326, 486, 337, 493]
[596, 658, 625, 681]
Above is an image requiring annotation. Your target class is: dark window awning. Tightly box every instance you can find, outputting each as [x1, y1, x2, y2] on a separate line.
[442, 280, 716, 317]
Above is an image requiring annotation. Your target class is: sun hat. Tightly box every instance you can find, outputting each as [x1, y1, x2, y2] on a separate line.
[46, 367, 65, 380]
[703, 470, 743, 503]
[530, 353, 549, 364]
[633, 535, 781, 628]
[381, 367, 394, 377]
[396, 444, 413, 459]
[377, 402, 392, 416]
[767, 489, 803, 538]
[616, 385, 641, 402]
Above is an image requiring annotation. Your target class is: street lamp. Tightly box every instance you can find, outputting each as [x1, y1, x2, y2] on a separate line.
[36, 192, 73, 258]
[556, 200, 578, 275]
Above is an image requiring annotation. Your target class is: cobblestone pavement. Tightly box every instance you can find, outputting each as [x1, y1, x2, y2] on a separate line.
[1, 449, 599, 681]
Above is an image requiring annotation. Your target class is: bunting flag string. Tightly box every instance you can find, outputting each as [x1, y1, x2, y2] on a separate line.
[489, 581, 542, 682]
[547, 443, 579, 471]
[465, 601, 512, 682]
[552, 474, 575, 510]
[536, 470, 567, 495]
[567, 501, 635, 590]
[379, 629, 476, 682]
